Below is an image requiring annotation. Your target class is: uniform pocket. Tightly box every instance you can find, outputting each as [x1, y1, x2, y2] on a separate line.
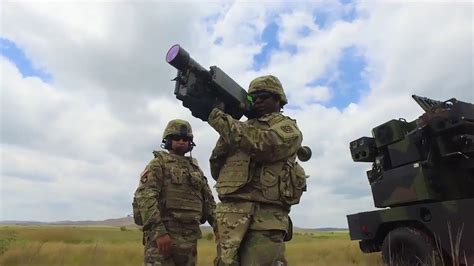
[215, 151, 250, 195]
[188, 171, 205, 190]
[281, 162, 307, 205]
[170, 166, 186, 184]
[132, 197, 143, 226]
[293, 163, 307, 190]
[215, 202, 254, 263]
[260, 166, 281, 201]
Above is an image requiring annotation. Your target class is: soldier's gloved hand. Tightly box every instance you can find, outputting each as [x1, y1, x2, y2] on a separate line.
[182, 95, 216, 121]
[156, 234, 172, 256]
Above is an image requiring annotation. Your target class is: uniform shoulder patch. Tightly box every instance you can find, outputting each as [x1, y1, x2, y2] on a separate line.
[280, 125, 294, 133]
[272, 119, 301, 140]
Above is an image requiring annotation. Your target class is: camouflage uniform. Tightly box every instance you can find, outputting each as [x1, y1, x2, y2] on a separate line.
[208, 76, 307, 265]
[133, 120, 217, 266]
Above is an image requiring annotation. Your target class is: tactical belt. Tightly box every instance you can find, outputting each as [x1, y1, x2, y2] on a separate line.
[220, 199, 290, 212]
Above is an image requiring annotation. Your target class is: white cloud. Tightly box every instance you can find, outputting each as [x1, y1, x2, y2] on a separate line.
[278, 10, 320, 44]
[1, 1, 472, 228]
[356, 2, 473, 101]
[290, 85, 332, 105]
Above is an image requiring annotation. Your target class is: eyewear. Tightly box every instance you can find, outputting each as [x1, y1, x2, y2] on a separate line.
[250, 92, 274, 101]
[170, 135, 191, 142]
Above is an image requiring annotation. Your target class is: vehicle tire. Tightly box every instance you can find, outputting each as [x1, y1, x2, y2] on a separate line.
[381, 227, 441, 266]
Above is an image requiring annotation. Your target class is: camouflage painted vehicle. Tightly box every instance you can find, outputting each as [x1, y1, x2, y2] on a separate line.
[346, 95, 474, 265]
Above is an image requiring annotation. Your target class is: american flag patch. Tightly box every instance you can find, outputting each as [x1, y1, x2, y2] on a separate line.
[140, 167, 149, 178]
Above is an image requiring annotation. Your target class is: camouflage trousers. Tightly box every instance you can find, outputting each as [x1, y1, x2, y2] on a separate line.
[215, 201, 289, 266]
[143, 221, 200, 266]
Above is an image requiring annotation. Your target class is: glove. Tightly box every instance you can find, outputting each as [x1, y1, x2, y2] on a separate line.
[156, 234, 172, 256]
[182, 95, 216, 121]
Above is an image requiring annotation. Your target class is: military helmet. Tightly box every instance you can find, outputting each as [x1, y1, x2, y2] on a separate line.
[248, 75, 288, 106]
[162, 119, 193, 140]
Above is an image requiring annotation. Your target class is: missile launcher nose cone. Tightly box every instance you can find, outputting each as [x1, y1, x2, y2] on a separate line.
[166, 44, 181, 63]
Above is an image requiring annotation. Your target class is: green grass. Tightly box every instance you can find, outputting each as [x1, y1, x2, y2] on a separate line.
[0, 225, 382, 265]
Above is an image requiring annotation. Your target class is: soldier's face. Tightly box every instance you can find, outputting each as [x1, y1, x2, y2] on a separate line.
[251, 91, 281, 117]
[170, 135, 191, 155]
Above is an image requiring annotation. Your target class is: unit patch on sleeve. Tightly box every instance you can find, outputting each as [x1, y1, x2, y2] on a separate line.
[280, 125, 294, 133]
[273, 120, 301, 139]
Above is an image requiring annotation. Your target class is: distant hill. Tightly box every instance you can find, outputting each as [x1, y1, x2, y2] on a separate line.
[0, 217, 347, 231]
[294, 227, 348, 232]
[0, 216, 136, 227]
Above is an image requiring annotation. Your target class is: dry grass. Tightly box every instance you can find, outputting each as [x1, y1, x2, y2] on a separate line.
[0, 226, 382, 266]
[286, 236, 381, 265]
[435, 222, 468, 266]
[1, 242, 143, 266]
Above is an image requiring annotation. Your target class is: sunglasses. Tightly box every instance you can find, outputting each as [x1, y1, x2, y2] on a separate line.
[250, 92, 275, 101]
[170, 135, 191, 142]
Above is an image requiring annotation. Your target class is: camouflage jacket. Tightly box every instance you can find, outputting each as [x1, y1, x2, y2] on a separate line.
[208, 108, 304, 206]
[134, 151, 217, 240]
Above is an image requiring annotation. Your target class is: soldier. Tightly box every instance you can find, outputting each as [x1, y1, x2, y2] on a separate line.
[132, 119, 217, 266]
[185, 75, 307, 265]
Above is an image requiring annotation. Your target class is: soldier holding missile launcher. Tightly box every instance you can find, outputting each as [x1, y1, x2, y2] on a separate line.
[166, 45, 310, 266]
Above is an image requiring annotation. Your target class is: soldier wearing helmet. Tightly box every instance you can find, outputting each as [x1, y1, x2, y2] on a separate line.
[133, 119, 217, 266]
[186, 75, 306, 265]
[161, 119, 196, 154]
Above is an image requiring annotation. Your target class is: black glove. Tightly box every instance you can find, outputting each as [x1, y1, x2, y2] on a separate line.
[182, 95, 216, 121]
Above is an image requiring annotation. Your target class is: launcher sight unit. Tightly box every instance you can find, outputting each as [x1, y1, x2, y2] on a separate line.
[347, 95, 474, 264]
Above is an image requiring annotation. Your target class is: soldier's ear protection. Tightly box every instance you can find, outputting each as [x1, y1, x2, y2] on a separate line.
[161, 138, 172, 150]
[188, 140, 196, 152]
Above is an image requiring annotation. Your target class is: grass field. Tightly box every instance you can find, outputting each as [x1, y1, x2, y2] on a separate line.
[0, 225, 382, 265]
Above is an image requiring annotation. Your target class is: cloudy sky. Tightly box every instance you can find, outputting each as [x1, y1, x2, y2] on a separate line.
[1, 1, 472, 228]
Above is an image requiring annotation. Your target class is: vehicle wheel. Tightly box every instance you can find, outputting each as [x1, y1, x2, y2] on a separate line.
[381, 227, 441, 266]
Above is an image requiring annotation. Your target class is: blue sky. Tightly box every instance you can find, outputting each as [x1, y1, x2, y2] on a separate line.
[251, 4, 367, 109]
[309, 46, 368, 108]
[3, 30, 368, 109]
[253, 38, 369, 109]
[0, 38, 52, 83]
[1, 2, 364, 110]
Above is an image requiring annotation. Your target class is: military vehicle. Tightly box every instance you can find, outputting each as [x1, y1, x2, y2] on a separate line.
[346, 95, 474, 265]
